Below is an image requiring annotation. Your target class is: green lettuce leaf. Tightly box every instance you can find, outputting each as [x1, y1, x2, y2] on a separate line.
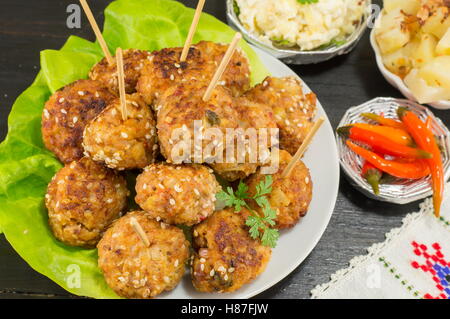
[41, 36, 104, 93]
[0, 0, 270, 299]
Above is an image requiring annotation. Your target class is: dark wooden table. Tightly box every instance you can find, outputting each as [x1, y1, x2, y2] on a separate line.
[1, 0, 448, 299]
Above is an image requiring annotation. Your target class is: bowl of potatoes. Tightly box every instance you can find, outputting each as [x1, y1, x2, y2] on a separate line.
[371, 0, 450, 110]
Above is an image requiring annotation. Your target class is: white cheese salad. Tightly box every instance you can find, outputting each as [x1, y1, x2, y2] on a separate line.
[235, 0, 366, 50]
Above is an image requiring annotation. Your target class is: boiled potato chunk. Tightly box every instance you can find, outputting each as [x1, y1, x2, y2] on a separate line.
[422, 8, 450, 39]
[384, 0, 420, 15]
[375, 8, 404, 35]
[405, 69, 450, 103]
[412, 33, 438, 67]
[419, 56, 450, 90]
[376, 9, 411, 54]
[383, 50, 410, 76]
[403, 37, 420, 56]
[436, 28, 450, 56]
[376, 27, 411, 54]
[383, 44, 416, 77]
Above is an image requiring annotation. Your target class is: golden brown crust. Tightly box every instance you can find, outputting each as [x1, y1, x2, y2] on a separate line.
[136, 41, 250, 106]
[98, 211, 190, 299]
[157, 82, 238, 162]
[137, 45, 204, 105]
[209, 97, 277, 182]
[245, 77, 317, 155]
[42, 79, 116, 164]
[195, 41, 251, 97]
[157, 82, 275, 181]
[83, 93, 158, 170]
[246, 150, 313, 229]
[234, 96, 277, 132]
[45, 157, 128, 247]
[191, 208, 271, 293]
[135, 163, 220, 226]
[89, 49, 151, 94]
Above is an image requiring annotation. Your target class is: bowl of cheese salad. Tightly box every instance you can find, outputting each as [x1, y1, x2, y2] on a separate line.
[227, 0, 371, 64]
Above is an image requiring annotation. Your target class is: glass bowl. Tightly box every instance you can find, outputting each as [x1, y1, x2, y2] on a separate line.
[226, 0, 372, 65]
[337, 97, 450, 204]
[370, 17, 450, 110]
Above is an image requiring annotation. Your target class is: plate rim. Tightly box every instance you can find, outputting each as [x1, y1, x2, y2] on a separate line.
[234, 46, 340, 299]
[164, 46, 340, 299]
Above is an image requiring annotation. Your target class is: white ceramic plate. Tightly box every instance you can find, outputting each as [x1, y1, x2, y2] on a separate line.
[159, 46, 340, 299]
[370, 21, 450, 110]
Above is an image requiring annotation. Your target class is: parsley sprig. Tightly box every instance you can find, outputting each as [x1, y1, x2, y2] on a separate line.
[297, 0, 319, 4]
[217, 176, 279, 248]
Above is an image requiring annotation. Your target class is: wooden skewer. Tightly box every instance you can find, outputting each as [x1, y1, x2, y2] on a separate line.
[79, 0, 113, 64]
[116, 48, 128, 121]
[180, 0, 206, 62]
[130, 217, 150, 247]
[282, 117, 325, 178]
[202, 33, 242, 102]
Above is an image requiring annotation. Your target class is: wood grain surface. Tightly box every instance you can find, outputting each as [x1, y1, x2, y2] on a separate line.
[0, 0, 448, 299]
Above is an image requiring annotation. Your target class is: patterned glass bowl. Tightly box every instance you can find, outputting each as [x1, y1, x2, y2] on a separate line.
[226, 0, 372, 65]
[337, 97, 450, 204]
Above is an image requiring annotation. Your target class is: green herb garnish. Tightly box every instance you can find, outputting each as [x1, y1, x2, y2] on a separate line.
[270, 36, 295, 48]
[206, 110, 220, 126]
[296, 0, 319, 4]
[317, 38, 347, 50]
[233, 0, 240, 16]
[217, 176, 279, 248]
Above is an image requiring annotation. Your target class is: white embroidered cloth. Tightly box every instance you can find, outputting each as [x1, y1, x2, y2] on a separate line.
[311, 184, 450, 299]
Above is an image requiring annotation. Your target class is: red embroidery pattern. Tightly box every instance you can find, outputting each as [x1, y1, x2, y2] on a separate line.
[410, 242, 450, 299]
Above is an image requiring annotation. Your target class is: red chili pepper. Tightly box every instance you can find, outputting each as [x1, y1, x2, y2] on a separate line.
[398, 107, 444, 217]
[362, 161, 382, 195]
[352, 123, 414, 146]
[337, 126, 432, 159]
[346, 140, 430, 179]
[361, 113, 406, 129]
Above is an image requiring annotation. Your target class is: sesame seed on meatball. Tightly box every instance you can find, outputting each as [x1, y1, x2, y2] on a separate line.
[135, 163, 220, 226]
[156, 82, 238, 162]
[137, 45, 204, 106]
[157, 82, 271, 182]
[45, 157, 128, 248]
[246, 150, 313, 229]
[209, 96, 278, 181]
[137, 41, 250, 106]
[244, 77, 317, 156]
[42, 79, 116, 164]
[83, 93, 158, 170]
[89, 49, 151, 94]
[191, 208, 271, 293]
[195, 41, 251, 97]
[98, 211, 190, 299]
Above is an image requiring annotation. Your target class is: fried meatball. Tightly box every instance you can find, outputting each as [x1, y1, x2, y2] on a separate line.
[89, 49, 151, 94]
[42, 79, 116, 164]
[45, 157, 128, 247]
[135, 163, 220, 226]
[83, 93, 158, 170]
[191, 208, 271, 293]
[235, 96, 277, 132]
[137, 41, 250, 106]
[246, 150, 312, 229]
[195, 41, 251, 97]
[137, 45, 204, 106]
[209, 97, 277, 181]
[98, 211, 190, 299]
[245, 77, 317, 155]
[157, 82, 271, 181]
[157, 82, 238, 163]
